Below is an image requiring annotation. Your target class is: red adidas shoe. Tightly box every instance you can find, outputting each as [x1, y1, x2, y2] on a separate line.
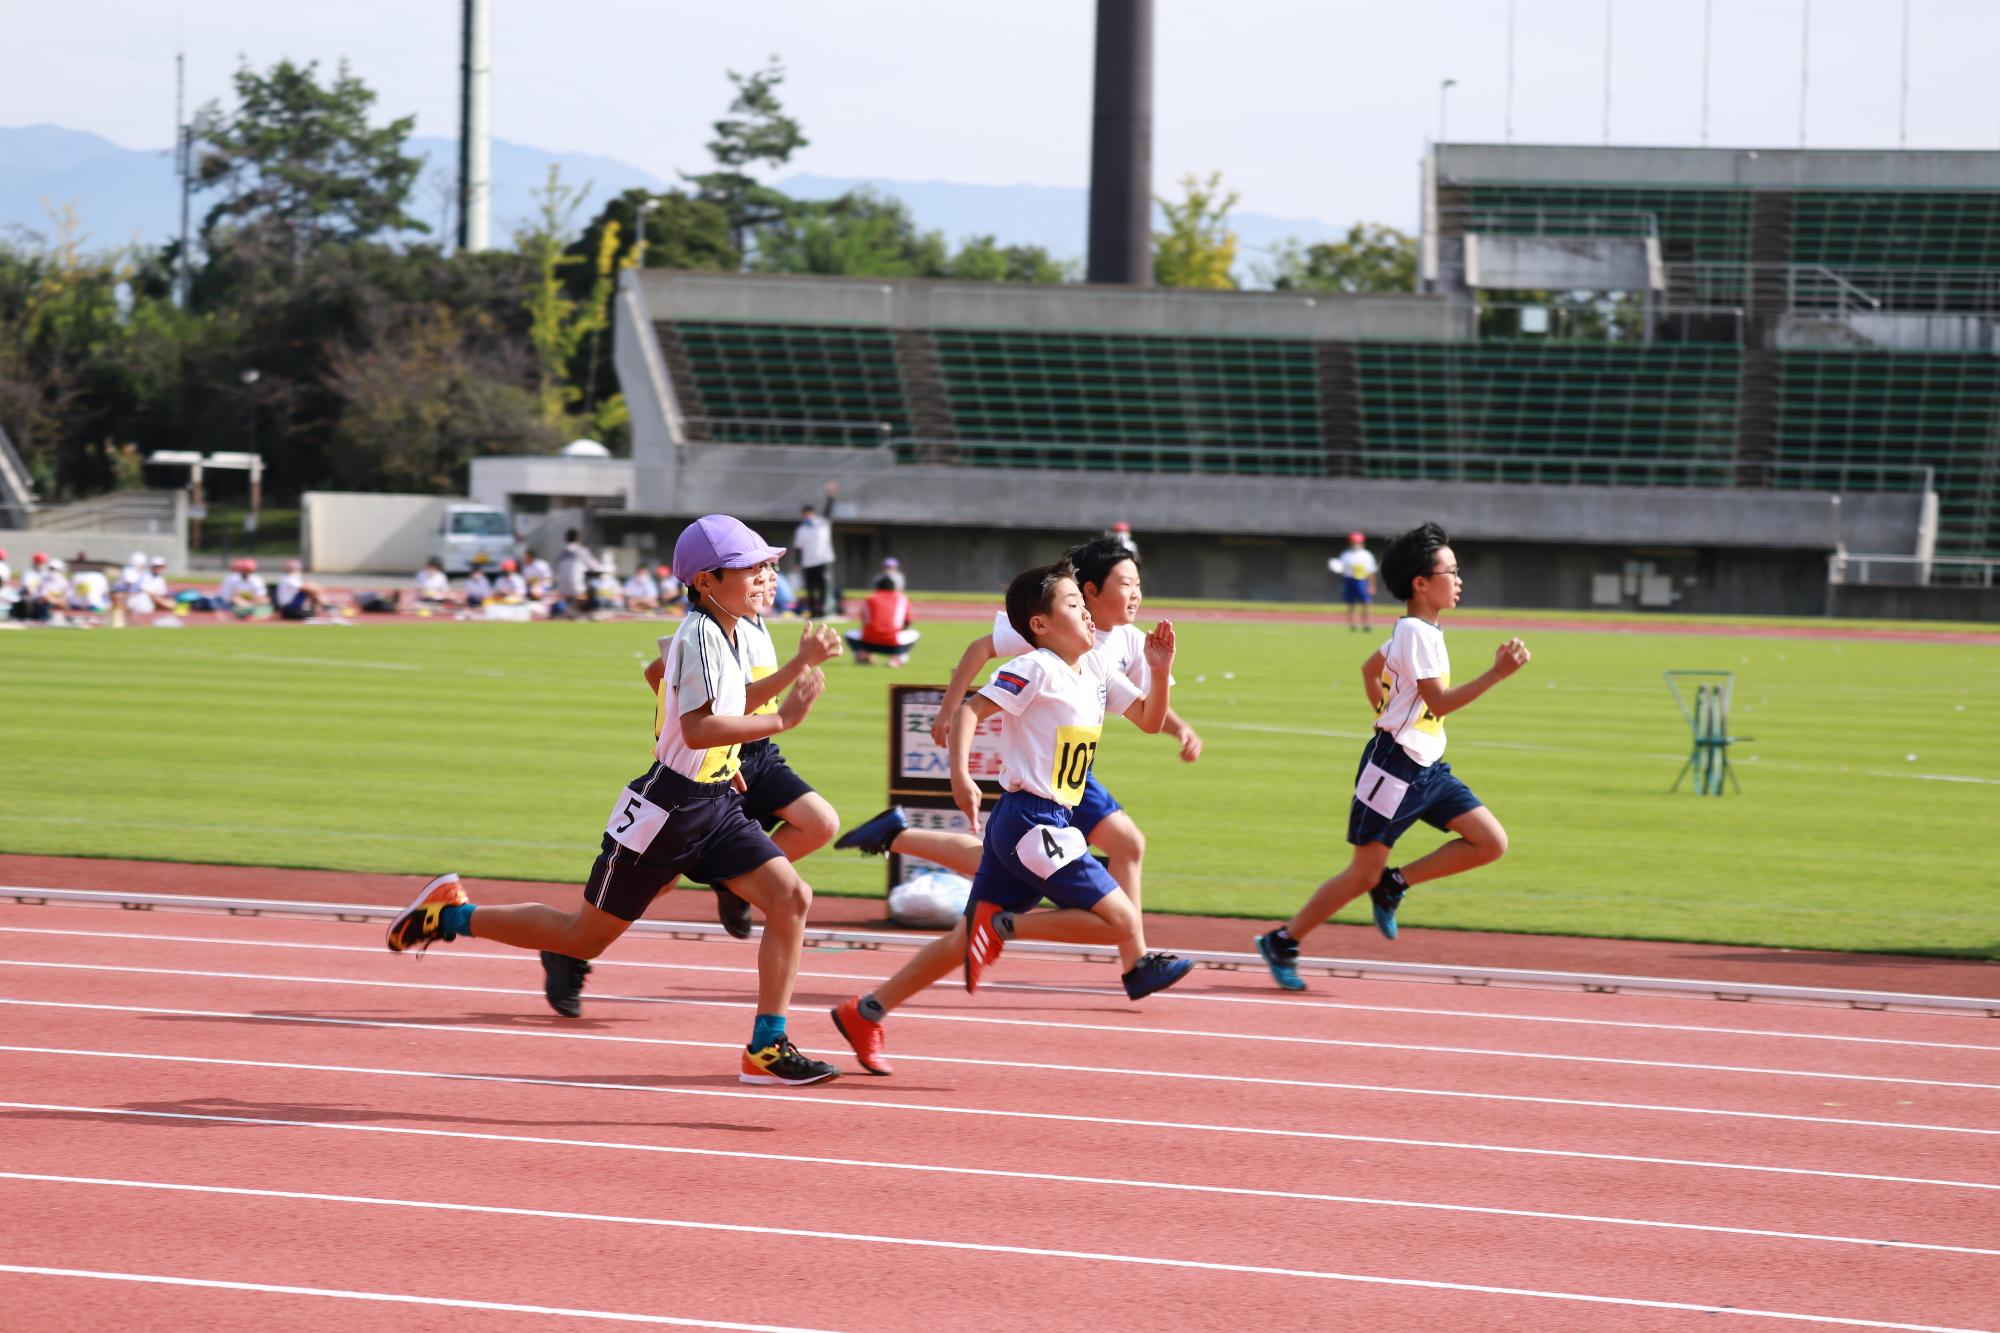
[964, 902, 1006, 994]
[830, 997, 892, 1075]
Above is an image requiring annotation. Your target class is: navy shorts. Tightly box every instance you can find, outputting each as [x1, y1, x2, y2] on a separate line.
[1346, 729, 1483, 848]
[1342, 576, 1372, 605]
[1072, 771, 1122, 839]
[583, 764, 784, 922]
[968, 790, 1120, 915]
[736, 739, 816, 831]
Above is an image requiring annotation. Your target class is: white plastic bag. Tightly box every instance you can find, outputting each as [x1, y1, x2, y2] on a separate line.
[888, 870, 972, 930]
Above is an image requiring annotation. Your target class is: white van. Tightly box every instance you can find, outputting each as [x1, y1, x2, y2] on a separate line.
[431, 503, 516, 574]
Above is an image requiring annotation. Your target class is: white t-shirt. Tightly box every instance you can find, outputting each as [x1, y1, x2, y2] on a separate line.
[415, 568, 451, 599]
[218, 572, 265, 605]
[524, 557, 553, 586]
[978, 648, 1143, 806]
[1374, 616, 1451, 766]
[990, 610, 1166, 694]
[493, 572, 527, 599]
[465, 571, 492, 601]
[68, 570, 109, 608]
[0, 560, 11, 588]
[624, 571, 659, 602]
[275, 574, 306, 606]
[1332, 548, 1379, 581]
[654, 608, 751, 782]
[793, 514, 833, 568]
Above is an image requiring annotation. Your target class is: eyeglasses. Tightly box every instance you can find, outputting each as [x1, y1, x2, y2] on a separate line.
[1429, 566, 1462, 580]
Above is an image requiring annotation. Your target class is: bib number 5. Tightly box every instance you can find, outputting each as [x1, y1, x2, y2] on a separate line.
[604, 788, 671, 853]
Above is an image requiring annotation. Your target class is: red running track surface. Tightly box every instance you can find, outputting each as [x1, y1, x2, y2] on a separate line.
[1, 900, 1997, 1332]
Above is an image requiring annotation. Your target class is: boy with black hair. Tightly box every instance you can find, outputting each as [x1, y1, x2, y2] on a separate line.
[827, 562, 1180, 1074]
[1255, 522, 1529, 989]
[833, 535, 1200, 1001]
[386, 513, 842, 1086]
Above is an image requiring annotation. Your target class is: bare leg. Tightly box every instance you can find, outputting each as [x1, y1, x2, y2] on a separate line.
[873, 924, 967, 1012]
[1284, 842, 1392, 945]
[1399, 807, 1508, 886]
[464, 897, 636, 959]
[769, 792, 839, 863]
[1010, 888, 1139, 947]
[888, 828, 982, 877]
[1087, 811, 1147, 970]
[719, 857, 812, 1016]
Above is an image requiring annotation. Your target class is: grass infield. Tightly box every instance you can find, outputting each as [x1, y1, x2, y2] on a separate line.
[1, 613, 1994, 957]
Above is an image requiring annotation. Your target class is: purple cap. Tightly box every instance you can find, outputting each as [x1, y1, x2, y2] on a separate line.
[672, 514, 785, 586]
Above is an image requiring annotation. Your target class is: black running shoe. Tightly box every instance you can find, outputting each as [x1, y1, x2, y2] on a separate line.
[1369, 868, 1409, 941]
[741, 1037, 840, 1086]
[1122, 951, 1194, 1000]
[833, 806, 908, 856]
[715, 885, 755, 940]
[540, 951, 591, 1017]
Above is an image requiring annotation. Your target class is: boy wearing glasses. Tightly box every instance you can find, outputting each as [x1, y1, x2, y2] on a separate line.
[1255, 522, 1530, 989]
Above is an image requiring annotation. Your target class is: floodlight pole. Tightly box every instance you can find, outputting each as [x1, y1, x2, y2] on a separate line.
[1439, 78, 1457, 147]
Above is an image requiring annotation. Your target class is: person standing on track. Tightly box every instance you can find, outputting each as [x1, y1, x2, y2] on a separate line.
[385, 513, 842, 1087]
[1255, 521, 1528, 989]
[828, 561, 1180, 1075]
[1331, 531, 1379, 633]
[834, 536, 1200, 1001]
[791, 481, 838, 619]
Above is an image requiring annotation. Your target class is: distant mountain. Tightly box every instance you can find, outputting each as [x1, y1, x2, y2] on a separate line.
[0, 125, 1354, 284]
[779, 173, 1354, 281]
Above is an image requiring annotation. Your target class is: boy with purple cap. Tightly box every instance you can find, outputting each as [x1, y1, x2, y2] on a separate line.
[386, 513, 843, 1087]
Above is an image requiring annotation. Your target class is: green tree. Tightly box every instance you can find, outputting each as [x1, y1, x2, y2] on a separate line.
[1262, 223, 1416, 293]
[517, 167, 604, 428]
[948, 235, 1073, 284]
[683, 59, 808, 260]
[1153, 172, 1240, 290]
[751, 190, 949, 277]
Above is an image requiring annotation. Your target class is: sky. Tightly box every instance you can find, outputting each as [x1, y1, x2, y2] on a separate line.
[11, 0, 2000, 233]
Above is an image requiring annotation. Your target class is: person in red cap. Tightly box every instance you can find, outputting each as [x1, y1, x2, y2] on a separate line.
[7, 551, 54, 622]
[1331, 530, 1379, 633]
[386, 512, 844, 1087]
[217, 558, 267, 616]
[491, 557, 527, 601]
[1106, 520, 1137, 556]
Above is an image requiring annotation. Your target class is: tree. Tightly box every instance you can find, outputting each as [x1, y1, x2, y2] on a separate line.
[1153, 172, 1240, 290]
[1263, 223, 1416, 294]
[517, 167, 605, 429]
[683, 59, 808, 260]
[948, 236, 1074, 284]
[751, 190, 948, 278]
[191, 59, 425, 258]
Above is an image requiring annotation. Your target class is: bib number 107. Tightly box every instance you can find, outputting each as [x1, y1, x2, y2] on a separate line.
[1054, 738, 1097, 789]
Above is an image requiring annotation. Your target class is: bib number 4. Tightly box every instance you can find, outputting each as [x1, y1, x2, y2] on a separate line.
[1015, 822, 1087, 879]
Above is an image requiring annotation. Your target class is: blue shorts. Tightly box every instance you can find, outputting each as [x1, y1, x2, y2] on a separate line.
[1346, 729, 1483, 848]
[583, 764, 784, 922]
[968, 790, 1120, 915]
[1342, 576, 1372, 605]
[1073, 771, 1122, 839]
[736, 739, 816, 831]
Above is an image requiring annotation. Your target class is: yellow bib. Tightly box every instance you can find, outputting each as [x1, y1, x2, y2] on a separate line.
[1050, 724, 1102, 806]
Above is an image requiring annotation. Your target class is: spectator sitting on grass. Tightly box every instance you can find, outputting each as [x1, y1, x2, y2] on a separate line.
[552, 528, 603, 617]
[9, 553, 55, 622]
[275, 559, 331, 620]
[66, 564, 111, 615]
[128, 557, 174, 616]
[492, 558, 528, 601]
[217, 559, 266, 615]
[590, 554, 625, 612]
[415, 557, 456, 607]
[844, 575, 920, 666]
[464, 565, 492, 607]
[623, 562, 661, 613]
[522, 549, 554, 600]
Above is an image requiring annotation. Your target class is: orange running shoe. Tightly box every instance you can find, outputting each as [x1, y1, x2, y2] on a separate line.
[964, 901, 1006, 994]
[830, 997, 892, 1075]
[385, 872, 466, 953]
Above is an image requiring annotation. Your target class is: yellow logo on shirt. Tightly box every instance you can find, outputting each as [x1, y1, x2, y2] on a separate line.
[1377, 668, 1448, 736]
[695, 741, 742, 784]
[1050, 724, 1101, 805]
[749, 663, 778, 716]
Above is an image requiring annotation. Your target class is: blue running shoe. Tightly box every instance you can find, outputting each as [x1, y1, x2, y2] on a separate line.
[1369, 868, 1409, 940]
[1122, 951, 1194, 1000]
[834, 806, 908, 856]
[1254, 930, 1305, 991]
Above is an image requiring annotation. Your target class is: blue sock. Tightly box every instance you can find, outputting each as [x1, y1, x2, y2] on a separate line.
[749, 1013, 787, 1051]
[439, 903, 475, 939]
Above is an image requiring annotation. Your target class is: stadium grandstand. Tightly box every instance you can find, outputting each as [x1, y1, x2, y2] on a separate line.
[471, 144, 2000, 620]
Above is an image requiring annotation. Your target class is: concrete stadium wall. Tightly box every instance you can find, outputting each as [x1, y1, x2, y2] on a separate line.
[301, 492, 445, 575]
[1437, 144, 2000, 191]
[0, 528, 188, 575]
[637, 270, 1471, 342]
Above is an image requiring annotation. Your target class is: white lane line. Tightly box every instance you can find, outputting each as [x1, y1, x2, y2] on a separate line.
[5, 958, 1993, 1093]
[9, 1102, 1995, 1256]
[0, 1176, 1984, 1333]
[8, 1042, 1998, 1152]
[0, 1264, 830, 1330]
[9, 997, 1995, 1139]
[6, 924, 1992, 1053]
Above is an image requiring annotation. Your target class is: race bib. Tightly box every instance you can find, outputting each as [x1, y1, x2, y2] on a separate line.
[1015, 822, 1087, 879]
[605, 788, 672, 853]
[1049, 724, 1101, 806]
[1355, 762, 1410, 820]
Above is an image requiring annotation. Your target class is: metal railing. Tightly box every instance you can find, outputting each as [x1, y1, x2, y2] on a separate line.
[681, 416, 896, 449]
[1664, 261, 2000, 316]
[1829, 552, 2000, 589]
[1440, 203, 1660, 241]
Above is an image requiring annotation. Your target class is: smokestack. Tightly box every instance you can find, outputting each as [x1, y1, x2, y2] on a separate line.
[457, 0, 492, 251]
[1086, 0, 1153, 286]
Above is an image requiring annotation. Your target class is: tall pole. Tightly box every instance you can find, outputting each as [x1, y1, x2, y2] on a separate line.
[1085, 0, 1154, 286]
[1897, 0, 1911, 149]
[1601, 0, 1614, 146]
[175, 50, 192, 308]
[1798, 0, 1811, 149]
[1439, 78, 1457, 147]
[1700, 0, 1713, 147]
[457, 0, 492, 252]
[1504, 0, 1516, 144]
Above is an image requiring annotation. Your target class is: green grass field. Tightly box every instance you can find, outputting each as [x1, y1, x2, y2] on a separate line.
[2, 614, 1994, 956]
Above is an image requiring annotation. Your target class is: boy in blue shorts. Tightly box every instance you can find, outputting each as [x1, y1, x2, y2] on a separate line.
[1256, 521, 1529, 989]
[833, 536, 1199, 1001]
[827, 561, 1180, 1074]
[385, 514, 842, 1086]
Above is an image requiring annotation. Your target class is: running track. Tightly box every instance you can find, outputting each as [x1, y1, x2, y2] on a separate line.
[1, 898, 1996, 1332]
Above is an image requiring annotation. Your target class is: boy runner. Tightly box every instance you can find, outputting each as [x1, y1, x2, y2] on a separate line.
[385, 514, 842, 1086]
[828, 561, 1181, 1075]
[1331, 531, 1378, 632]
[1255, 522, 1528, 989]
[834, 537, 1198, 1001]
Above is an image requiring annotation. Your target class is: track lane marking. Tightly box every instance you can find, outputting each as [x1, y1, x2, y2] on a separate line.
[0, 1263, 830, 1330]
[5, 1102, 1994, 1253]
[4, 923, 1992, 1053]
[7, 1041, 1998, 1151]
[0, 1177, 1985, 1333]
[5, 960, 1994, 1094]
